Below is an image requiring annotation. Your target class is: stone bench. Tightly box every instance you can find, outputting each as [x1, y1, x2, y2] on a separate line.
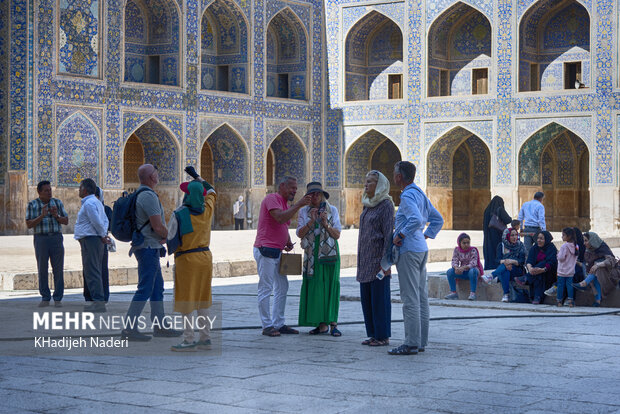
[427, 270, 620, 307]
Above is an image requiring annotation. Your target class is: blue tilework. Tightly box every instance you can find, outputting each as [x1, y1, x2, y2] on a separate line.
[0, 0, 7, 185]
[58, 0, 100, 77]
[57, 112, 100, 186]
[204, 124, 248, 186]
[269, 128, 306, 186]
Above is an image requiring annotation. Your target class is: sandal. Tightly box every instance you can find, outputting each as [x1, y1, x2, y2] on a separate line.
[309, 325, 329, 335]
[368, 338, 389, 347]
[361, 338, 375, 345]
[261, 327, 280, 337]
[330, 324, 342, 337]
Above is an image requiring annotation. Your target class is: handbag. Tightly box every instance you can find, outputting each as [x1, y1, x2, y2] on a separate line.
[489, 211, 506, 232]
[279, 252, 302, 275]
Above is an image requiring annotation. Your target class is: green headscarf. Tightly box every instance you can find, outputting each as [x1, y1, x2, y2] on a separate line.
[184, 181, 205, 215]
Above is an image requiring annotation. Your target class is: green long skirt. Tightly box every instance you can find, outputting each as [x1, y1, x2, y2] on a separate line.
[298, 241, 340, 327]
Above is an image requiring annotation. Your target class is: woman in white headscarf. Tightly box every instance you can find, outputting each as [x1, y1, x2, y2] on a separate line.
[357, 171, 394, 347]
[233, 195, 245, 230]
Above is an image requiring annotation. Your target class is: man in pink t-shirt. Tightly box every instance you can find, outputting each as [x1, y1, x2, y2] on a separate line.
[254, 176, 311, 337]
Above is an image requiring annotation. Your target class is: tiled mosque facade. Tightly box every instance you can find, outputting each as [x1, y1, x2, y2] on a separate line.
[1, 0, 620, 233]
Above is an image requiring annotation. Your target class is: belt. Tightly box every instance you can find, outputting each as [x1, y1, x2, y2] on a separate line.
[175, 246, 210, 258]
[35, 232, 61, 236]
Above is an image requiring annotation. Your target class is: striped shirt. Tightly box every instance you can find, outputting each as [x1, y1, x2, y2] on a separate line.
[357, 199, 394, 283]
[26, 198, 68, 234]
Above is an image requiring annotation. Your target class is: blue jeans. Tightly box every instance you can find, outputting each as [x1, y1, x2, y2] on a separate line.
[125, 248, 165, 327]
[493, 263, 523, 294]
[446, 268, 479, 292]
[584, 273, 602, 301]
[556, 276, 574, 301]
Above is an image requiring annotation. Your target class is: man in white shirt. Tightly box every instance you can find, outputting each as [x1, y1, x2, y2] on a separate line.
[75, 178, 109, 313]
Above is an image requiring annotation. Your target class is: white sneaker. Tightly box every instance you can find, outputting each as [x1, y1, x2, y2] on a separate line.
[482, 275, 493, 284]
[544, 286, 557, 296]
[501, 294, 510, 303]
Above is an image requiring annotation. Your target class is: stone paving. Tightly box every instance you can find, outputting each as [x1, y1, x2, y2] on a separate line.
[1, 265, 620, 414]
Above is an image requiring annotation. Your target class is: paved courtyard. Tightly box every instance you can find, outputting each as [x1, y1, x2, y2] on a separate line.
[1, 265, 619, 414]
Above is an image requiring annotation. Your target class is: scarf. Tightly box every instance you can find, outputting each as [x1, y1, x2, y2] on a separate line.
[456, 232, 484, 276]
[176, 181, 206, 237]
[362, 171, 393, 208]
[502, 229, 525, 259]
[300, 202, 338, 279]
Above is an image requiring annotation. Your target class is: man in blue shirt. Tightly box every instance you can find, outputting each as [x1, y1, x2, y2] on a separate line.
[518, 191, 546, 252]
[75, 178, 109, 313]
[389, 161, 443, 356]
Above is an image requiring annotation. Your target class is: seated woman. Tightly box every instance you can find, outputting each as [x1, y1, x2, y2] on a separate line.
[492, 228, 526, 303]
[444, 233, 484, 301]
[517, 231, 557, 304]
[575, 232, 620, 307]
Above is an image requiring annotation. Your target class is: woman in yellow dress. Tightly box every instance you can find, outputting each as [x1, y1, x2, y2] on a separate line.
[171, 171, 217, 352]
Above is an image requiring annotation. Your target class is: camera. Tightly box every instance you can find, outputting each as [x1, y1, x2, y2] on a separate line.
[318, 201, 326, 214]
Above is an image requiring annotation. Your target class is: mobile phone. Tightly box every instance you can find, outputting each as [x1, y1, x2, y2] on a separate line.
[318, 201, 326, 214]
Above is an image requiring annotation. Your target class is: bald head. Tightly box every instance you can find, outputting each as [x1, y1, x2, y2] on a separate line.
[137, 164, 158, 188]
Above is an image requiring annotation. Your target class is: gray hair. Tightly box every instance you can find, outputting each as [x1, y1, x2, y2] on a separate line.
[394, 161, 416, 183]
[277, 176, 297, 188]
[366, 170, 380, 181]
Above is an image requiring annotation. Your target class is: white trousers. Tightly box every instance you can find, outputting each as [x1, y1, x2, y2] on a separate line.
[254, 247, 289, 329]
[182, 308, 211, 343]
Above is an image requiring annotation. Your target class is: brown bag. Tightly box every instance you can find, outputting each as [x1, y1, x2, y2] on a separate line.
[279, 253, 302, 275]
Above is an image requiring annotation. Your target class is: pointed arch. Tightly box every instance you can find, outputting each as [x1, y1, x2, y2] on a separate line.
[518, 0, 590, 92]
[202, 123, 249, 188]
[57, 112, 101, 186]
[268, 128, 308, 187]
[345, 10, 403, 101]
[266, 8, 309, 100]
[427, 1, 492, 97]
[124, 117, 180, 184]
[200, 0, 249, 93]
[123, 0, 181, 86]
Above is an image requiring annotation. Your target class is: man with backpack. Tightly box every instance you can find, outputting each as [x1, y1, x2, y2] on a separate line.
[121, 164, 181, 341]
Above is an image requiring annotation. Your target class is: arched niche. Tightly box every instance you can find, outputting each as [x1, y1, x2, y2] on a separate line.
[427, 127, 491, 229]
[57, 113, 100, 186]
[124, 118, 179, 186]
[267, 129, 307, 190]
[345, 11, 403, 101]
[200, 124, 249, 228]
[266, 9, 308, 100]
[200, 0, 249, 93]
[427, 2, 492, 97]
[344, 130, 401, 226]
[123, 134, 145, 187]
[518, 0, 590, 92]
[518, 123, 590, 230]
[124, 0, 181, 86]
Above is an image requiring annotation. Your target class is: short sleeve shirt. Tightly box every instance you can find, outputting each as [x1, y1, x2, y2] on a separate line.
[254, 193, 290, 250]
[135, 185, 166, 249]
[26, 198, 68, 234]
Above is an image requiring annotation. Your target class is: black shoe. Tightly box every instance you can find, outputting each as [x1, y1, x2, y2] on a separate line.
[54, 301, 63, 308]
[388, 344, 418, 355]
[38, 300, 50, 308]
[84, 302, 107, 313]
[153, 327, 183, 337]
[121, 329, 152, 342]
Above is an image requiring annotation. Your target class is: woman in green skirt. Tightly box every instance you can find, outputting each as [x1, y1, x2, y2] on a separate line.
[297, 182, 342, 336]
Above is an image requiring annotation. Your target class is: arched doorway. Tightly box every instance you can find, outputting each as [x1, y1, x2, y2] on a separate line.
[266, 9, 308, 100]
[124, 0, 181, 85]
[518, 0, 590, 91]
[267, 129, 306, 190]
[200, 0, 248, 93]
[123, 134, 145, 189]
[427, 2, 492, 97]
[518, 123, 590, 230]
[344, 130, 401, 226]
[200, 124, 249, 228]
[345, 11, 403, 101]
[427, 128, 491, 229]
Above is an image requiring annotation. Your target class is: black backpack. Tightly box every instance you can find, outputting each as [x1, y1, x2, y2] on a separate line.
[110, 187, 153, 242]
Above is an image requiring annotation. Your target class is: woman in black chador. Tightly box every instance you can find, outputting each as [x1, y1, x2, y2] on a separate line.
[482, 196, 512, 270]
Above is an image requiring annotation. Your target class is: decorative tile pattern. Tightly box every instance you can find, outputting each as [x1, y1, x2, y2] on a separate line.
[269, 128, 307, 186]
[424, 121, 492, 146]
[58, 0, 100, 77]
[204, 124, 249, 186]
[130, 118, 180, 184]
[0, 0, 7, 185]
[57, 112, 100, 186]
[427, 0, 493, 26]
[515, 116, 591, 147]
